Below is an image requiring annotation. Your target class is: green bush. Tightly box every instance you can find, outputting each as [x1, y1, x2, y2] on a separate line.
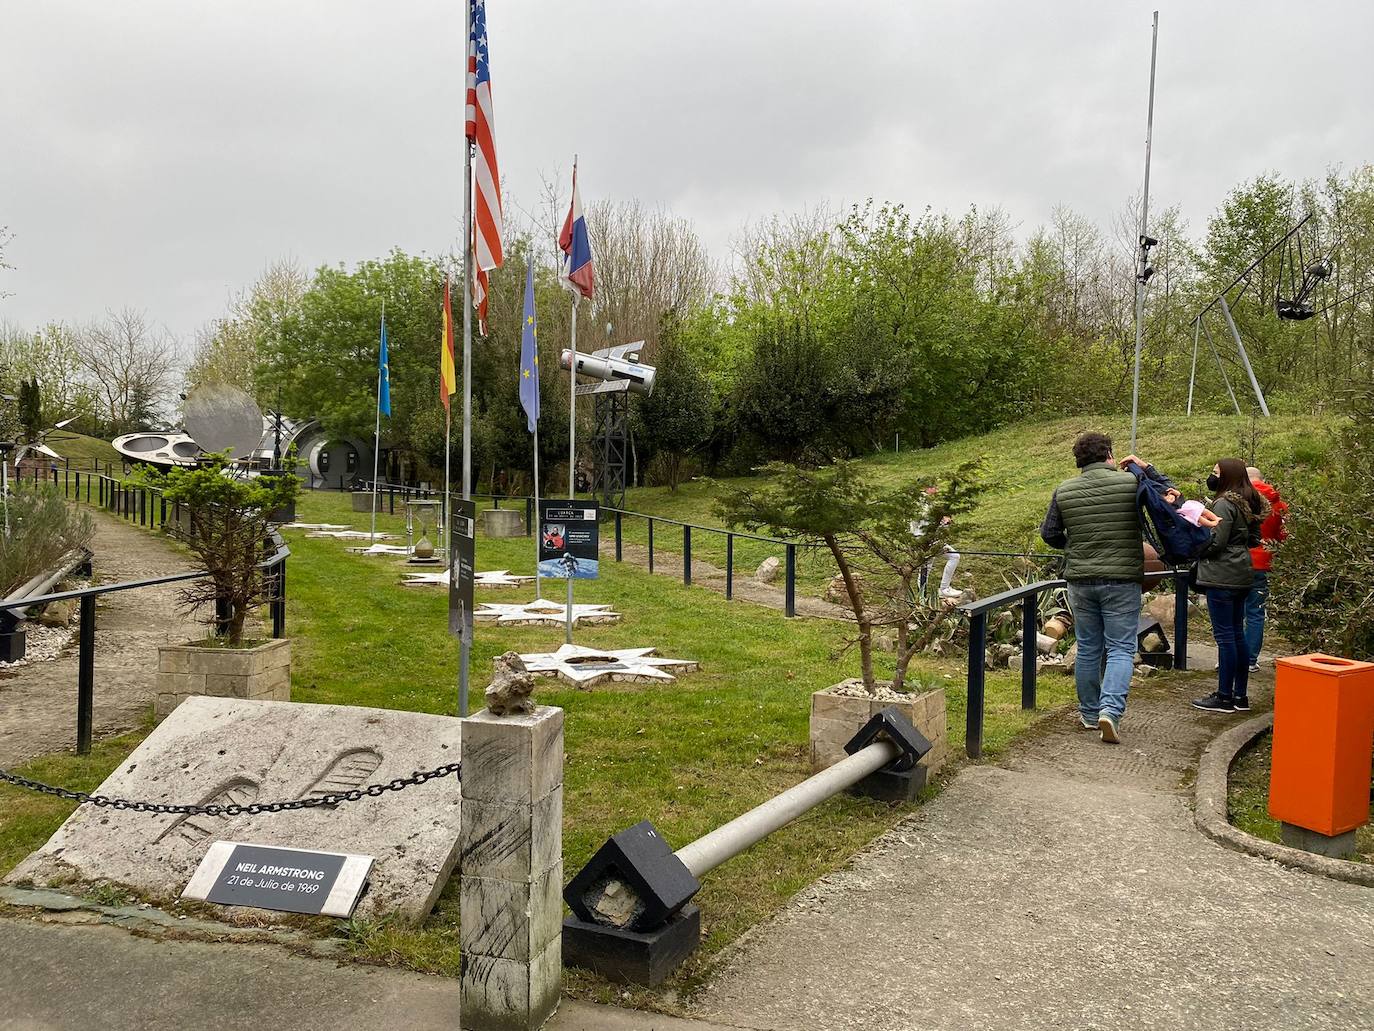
[1272, 390, 1374, 658]
[0, 483, 93, 597]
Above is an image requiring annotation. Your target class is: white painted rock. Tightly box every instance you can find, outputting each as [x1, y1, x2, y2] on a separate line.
[755, 556, 781, 583]
[5, 697, 463, 925]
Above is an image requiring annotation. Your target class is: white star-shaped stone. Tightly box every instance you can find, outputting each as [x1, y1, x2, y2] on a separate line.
[518, 644, 700, 686]
[284, 522, 352, 531]
[347, 543, 411, 556]
[473, 599, 621, 627]
[399, 569, 538, 588]
[306, 530, 397, 540]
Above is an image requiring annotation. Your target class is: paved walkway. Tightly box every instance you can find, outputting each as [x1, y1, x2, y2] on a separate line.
[0, 509, 201, 766]
[689, 671, 1374, 1031]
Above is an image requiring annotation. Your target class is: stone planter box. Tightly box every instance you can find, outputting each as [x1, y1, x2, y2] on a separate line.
[352, 491, 377, 513]
[810, 682, 949, 787]
[155, 637, 291, 719]
[481, 507, 525, 538]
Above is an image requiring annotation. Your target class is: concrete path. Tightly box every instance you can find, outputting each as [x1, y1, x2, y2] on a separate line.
[689, 671, 1374, 1031]
[0, 919, 741, 1031]
[0, 508, 201, 766]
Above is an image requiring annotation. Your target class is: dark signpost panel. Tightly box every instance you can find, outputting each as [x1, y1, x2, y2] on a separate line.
[538, 499, 599, 580]
[449, 498, 477, 641]
[203, 843, 351, 916]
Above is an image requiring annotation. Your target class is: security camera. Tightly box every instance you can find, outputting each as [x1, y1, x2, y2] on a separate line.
[1140, 235, 1158, 249]
[1138, 266, 1156, 284]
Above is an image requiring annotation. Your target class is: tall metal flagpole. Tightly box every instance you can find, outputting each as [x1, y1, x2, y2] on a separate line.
[533, 425, 541, 599]
[1129, 9, 1159, 454]
[370, 299, 385, 545]
[458, 3, 474, 718]
[566, 297, 577, 644]
[443, 272, 452, 567]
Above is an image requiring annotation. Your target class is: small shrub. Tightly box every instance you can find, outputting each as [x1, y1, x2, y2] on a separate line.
[0, 483, 93, 597]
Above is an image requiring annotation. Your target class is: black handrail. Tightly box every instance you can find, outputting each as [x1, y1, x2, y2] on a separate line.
[956, 570, 1191, 760]
[605, 507, 798, 618]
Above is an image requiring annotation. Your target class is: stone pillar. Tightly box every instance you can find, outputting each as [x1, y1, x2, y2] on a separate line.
[460, 706, 564, 1031]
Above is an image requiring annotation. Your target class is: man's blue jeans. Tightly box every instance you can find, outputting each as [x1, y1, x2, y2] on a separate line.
[1068, 580, 1142, 724]
[1244, 570, 1269, 664]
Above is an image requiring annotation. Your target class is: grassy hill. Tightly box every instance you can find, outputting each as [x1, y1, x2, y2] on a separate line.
[41, 430, 121, 469]
[617, 412, 1337, 595]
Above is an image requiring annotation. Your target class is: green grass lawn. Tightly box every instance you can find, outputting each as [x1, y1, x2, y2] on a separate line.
[43, 430, 122, 469]
[1228, 730, 1373, 864]
[612, 412, 1336, 597]
[0, 484, 1070, 1004]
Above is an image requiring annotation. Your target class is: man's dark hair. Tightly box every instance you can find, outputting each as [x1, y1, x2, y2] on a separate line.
[1073, 432, 1113, 468]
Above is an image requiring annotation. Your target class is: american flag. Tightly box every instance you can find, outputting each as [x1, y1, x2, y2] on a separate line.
[466, 0, 503, 280]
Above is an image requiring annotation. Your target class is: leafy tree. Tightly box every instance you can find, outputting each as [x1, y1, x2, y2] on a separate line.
[632, 315, 715, 489]
[716, 460, 985, 693]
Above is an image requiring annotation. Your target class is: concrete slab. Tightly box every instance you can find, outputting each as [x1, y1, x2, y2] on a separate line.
[5, 697, 463, 924]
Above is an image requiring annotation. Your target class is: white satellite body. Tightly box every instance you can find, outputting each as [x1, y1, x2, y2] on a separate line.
[560, 342, 656, 397]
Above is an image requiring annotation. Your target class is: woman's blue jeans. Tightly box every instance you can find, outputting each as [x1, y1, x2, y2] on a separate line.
[1206, 587, 1250, 700]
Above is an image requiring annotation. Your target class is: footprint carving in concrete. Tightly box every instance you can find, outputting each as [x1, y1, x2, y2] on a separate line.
[155, 777, 260, 846]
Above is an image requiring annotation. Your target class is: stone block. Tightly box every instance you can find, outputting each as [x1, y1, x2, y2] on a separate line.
[205, 673, 244, 698]
[461, 707, 564, 804]
[351, 491, 374, 513]
[460, 789, 562, 882]
[1280, 822, 1358, 859]
[460, 938, 561, 1031]
[481, 508, 526, 538]
[6, 697, 463, 925]
[159, 648, 191, 675]
[460, 864, 563, 963]
[810, 687, 948, 778]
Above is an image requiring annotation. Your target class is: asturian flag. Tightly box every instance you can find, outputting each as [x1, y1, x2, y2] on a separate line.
[519, 255, 539, 433]
[440, 273, 456, 410]
[559, 163, 594, 299]
[466, 0, 503, 273]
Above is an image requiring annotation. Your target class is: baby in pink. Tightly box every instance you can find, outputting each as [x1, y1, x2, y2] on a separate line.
[1178, 499, 1221, 528]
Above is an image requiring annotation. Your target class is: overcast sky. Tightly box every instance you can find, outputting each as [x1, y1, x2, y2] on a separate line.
[2, 0, 1371, 341]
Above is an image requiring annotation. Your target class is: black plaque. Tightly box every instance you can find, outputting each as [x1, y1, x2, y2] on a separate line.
[448, 498, 477, 642]
[538, 499, 599, 580]
[202, 843, 351, 916]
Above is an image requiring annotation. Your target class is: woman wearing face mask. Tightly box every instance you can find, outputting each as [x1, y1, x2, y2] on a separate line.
[1192, 458, 1271, 713]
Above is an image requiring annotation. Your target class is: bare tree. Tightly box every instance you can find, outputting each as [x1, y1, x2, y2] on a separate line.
[76, 307, 178, 433]
[730, 204, 837, 314]
[188, 258, 306, 402]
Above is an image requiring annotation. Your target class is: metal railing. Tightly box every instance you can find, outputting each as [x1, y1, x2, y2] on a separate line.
[4, 469, 291, 754]
[605, 508, 798, 617]
[957, 570, 1190, 759]
[356, 480, 535, 534]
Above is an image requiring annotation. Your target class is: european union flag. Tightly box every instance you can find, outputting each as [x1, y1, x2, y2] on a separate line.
[519, 256, 539, 433]
[378, 312, 391, 418]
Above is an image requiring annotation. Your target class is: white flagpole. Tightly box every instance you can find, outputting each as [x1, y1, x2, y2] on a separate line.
[458, 2, 474, 718]
[1129, 10, 1159, 454]
[566, 297, 578, 644]
[370, 299, 384, 545]
[533, 425, 541, 599]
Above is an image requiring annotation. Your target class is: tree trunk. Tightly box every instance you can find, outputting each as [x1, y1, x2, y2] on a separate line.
[825, 533, 874, 692]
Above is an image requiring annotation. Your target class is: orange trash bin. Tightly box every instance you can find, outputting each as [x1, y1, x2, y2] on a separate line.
[1268, 653, 1374, 839]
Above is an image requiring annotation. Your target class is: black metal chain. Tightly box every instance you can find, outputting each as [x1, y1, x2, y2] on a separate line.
[0, 763, 461, 816]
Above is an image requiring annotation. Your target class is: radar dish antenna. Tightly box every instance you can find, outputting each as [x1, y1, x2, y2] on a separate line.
[184, 385, 264, 461]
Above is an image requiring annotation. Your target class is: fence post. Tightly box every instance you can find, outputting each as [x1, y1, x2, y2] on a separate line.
[726, 534, 734, 600]
[648, 518, 655, 574]
[784, 544, 796, 618]
[526, 496, 534, 537]
[459, 706, 564, 1031]
[160, 495, 167, 527]
[683, 525, 692, 586]
[271, 557, 287, 639]
[1173, 572, 1189, 671]
[77, 594, 96, 755]
[1021, 592, 1038, 710]
[614, 511, 622, 561]
[966, 611, 987, 759]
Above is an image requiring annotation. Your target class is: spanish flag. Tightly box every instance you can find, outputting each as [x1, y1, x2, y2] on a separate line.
[440, 273, 457, 411]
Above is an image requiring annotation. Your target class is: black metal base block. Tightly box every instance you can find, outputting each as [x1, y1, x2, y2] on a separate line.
[849, 763, 928, 803]
[562, 905, 701, 986]
[1137, 650, 1174, 670]
[0, 630, 26, 663]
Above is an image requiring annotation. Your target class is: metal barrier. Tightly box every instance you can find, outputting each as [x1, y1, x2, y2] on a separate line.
[562, 706, 929, 984]
[957, 570, 1190, 759]
[607, 508, 798, 617]
[356, 480, 535, 535]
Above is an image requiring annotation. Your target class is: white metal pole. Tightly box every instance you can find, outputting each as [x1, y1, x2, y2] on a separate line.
[443, 404, 451, 563]
[1186, 317, 1200, 416]
[566, 298, 578, 645]
[458, 3, 474, 718]
[370, 299, 384, 545]
[675, 739, 899, 879]
[1200, 316, 1243, 416]
[1218, 294, 1271, 417]
[1129, 10, 1159, 454]
[533, 425, 541, 600]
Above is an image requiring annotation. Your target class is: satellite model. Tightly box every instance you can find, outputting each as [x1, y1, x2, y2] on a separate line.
[559, 341, 657, 508]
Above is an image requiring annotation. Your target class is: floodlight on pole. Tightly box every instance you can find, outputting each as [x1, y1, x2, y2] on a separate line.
[1129, 10, 1160, 455]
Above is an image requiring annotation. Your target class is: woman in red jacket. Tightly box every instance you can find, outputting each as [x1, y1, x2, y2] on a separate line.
[1244, 466, 1288, 672]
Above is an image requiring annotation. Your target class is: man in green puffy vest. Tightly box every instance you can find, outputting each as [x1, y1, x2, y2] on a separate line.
[1040, 432, 1144, 744]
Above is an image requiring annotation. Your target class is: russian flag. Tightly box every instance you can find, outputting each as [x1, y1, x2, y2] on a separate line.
[558, 163, 594, 300]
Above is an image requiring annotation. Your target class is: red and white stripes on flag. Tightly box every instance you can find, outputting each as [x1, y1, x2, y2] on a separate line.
[466, 0, 503, 289]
